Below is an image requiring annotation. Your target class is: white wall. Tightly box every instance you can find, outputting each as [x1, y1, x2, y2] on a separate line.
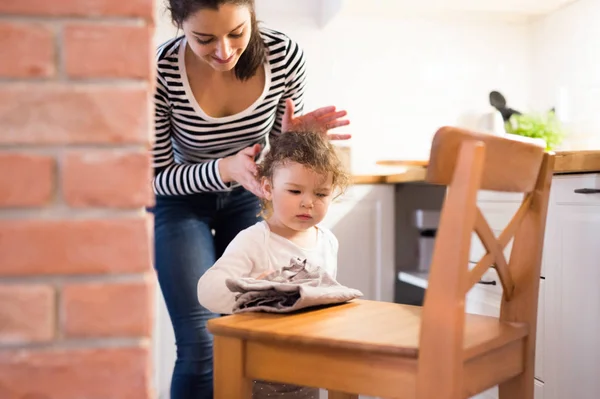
[260, 11, 533, 166]
[531, 0, 600, 150]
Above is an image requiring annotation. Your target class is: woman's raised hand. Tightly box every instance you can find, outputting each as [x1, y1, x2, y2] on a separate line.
[281, 98, 351, 140]
[218, 144, 264, 198]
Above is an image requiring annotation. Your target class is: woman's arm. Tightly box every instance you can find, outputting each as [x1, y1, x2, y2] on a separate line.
[152, 71, 231, 196]
[151, 72, 262, 197]
[197, 227, 266, 314]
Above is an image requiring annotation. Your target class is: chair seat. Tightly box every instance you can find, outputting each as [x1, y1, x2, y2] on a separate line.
[207, 299, 529, 361]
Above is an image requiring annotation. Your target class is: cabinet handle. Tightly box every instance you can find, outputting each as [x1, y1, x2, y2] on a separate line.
[574, 188, 600, 194]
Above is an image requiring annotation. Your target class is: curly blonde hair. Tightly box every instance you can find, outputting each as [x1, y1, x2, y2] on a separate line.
[256, 130, 350, 218]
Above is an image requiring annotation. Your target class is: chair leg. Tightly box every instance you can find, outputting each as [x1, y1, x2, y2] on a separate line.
[328, 391, 358, 399]
[214, 335, 252, 399]
[498, 335, 535, 399]
[498, 370, 534, 399]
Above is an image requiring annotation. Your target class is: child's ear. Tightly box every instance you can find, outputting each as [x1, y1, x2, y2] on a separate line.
[261, 177, 273, 200]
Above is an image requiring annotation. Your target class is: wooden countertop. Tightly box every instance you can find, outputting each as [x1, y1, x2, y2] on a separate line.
[352, 150, 600, 185]
[553, 150, 600, 174]
[351, 165, 428, 184]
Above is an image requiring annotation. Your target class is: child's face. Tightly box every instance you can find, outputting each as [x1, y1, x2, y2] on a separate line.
[262, 162, 334, 232]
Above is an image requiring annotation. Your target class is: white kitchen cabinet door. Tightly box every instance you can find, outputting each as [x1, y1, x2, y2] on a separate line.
[466, 194, 547, 397]
[320, 184, 396, 303]
[470, 196, 549, 278]
[534, 379, 545, 399]
[543, 203, 600, 399]
[466, 279, 546, 399]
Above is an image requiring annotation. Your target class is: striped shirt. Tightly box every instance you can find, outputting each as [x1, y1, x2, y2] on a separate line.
[152, 26, 306, 196]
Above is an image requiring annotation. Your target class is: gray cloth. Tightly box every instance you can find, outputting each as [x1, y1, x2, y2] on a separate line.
[225, 257, 363, 314]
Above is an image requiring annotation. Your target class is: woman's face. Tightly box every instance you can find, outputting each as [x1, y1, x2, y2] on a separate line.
[182, 3, 252, 72]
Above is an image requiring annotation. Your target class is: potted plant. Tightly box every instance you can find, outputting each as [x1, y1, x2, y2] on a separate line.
[504, 111, 566, 151]
[488, 90, 566, 151]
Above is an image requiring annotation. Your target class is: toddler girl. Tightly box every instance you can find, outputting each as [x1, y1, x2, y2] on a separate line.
[197, 130, 349, 398]
[197, 129, 349, 313]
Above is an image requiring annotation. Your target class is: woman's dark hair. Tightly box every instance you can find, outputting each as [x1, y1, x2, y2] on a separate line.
[168, 0, 267, 81]
[256, 130, 350, 218]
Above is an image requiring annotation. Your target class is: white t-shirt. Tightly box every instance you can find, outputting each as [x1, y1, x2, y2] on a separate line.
[197, 221, 339, 315]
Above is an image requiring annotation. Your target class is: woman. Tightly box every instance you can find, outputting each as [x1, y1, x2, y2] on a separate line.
[151, 0, 350, 398]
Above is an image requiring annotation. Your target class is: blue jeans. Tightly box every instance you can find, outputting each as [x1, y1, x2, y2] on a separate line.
[149, 187, 262, 399]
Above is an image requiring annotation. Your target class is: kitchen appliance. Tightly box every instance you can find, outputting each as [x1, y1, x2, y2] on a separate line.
[414, 209, 440, 272]
[479, 108, 506, 136]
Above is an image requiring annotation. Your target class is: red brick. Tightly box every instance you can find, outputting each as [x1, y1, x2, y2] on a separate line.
[63, 150, 153, 208]
[0, 83, 151, 145]
[0, 22, 55, 78]
[0, 153, 55, 207]
[62, 279, 153, 338]
[0, 346, 151, 399]
[0, 217, 153, 277]
[0, 0, 154, 20]
[64, 23, 152, 79]
[0, 284, 56, 343]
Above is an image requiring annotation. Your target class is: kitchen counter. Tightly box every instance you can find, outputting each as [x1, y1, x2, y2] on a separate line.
[352, 150, 600, 184]
[554, 150, 600, 173]
[351, 165, 427, 184]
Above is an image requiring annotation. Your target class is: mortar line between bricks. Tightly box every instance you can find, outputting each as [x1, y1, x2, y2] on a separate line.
[54, 147, 67, 206]
[0, 207, 147, 219]
[0, 273, 153, 285]
[54, 285, 63, 340]
[47, 146, 64, 207]
[0, 15, 148, 25]
[0, 78, 149, 86]
[0, 337, 151, 352]
[0, 144, 149, 152]
[54, 20, 66, 82]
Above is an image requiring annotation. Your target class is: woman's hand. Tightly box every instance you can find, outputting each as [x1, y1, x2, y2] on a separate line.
[281, 98, 351, 140]
[218, 144, 264, 198]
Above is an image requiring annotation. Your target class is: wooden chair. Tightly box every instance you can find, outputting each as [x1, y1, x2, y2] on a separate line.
[207, 126, 554, 399]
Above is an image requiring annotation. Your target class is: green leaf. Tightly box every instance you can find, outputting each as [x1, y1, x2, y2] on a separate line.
[504, 111, 566, 151]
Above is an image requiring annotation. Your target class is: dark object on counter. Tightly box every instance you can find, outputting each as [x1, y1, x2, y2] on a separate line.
[489, 90, 522, 122]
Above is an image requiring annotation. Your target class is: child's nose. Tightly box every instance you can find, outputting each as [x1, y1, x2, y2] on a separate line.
[301, 196, 314, 208]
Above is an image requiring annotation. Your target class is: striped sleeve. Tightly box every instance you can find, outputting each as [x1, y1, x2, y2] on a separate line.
[151, 70, 229, 196]
[270, 38, 307, 138]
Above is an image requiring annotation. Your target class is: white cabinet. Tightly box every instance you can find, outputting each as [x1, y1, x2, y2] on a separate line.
[466, 278, 546, 399]
[321, 184, 396, 303]
[543, 174, 600, 399]
[468, 173, 600, 399]
[467, 190, 546, 399]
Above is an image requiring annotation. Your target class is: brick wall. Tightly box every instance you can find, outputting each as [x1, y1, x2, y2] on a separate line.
[0, 1, 156, 398]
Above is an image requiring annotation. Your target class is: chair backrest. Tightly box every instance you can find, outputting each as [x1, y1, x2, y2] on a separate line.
[416, 126, 554, 397]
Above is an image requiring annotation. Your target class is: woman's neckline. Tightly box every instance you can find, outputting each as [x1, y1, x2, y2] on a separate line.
[178, 36, 272, 123]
